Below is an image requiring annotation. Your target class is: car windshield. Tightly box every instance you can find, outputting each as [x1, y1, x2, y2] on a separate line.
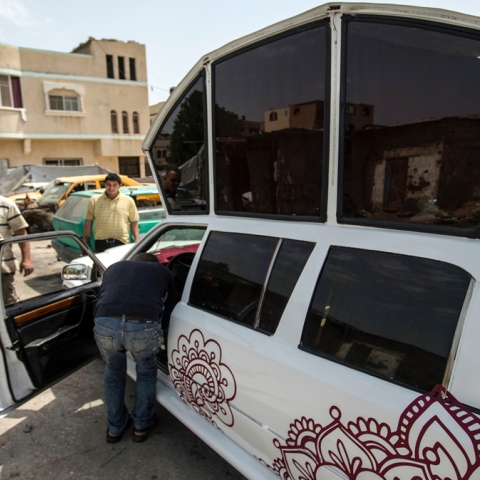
[38, 181, 71, 205]
[148, 228, 206, 252]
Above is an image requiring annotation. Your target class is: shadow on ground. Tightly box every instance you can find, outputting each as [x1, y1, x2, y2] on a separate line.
[0, 358, 246, 480]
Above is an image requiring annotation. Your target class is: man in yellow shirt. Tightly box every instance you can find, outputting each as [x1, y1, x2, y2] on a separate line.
[82, 173, 140, 253]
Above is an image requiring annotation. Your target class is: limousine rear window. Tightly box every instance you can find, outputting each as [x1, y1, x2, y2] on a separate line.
[213, 22, 328, 219]
[340, 17, 480, 237]
[190, 232, 314, 334]
[301, 247, 471, 392]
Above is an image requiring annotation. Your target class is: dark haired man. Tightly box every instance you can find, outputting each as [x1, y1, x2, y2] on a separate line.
[163, 166, 182, 211]
[94, 252, 175, 443]
[82, 173, 139, 252]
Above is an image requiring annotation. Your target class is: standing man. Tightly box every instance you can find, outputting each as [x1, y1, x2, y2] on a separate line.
[93, 252, 175, 443]
[163, 166, 182, 211]
[82, 173, 140, 253]
[1, 195, 34, 304]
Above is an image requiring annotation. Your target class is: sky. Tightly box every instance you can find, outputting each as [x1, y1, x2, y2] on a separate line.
[1, 0, 480, 106]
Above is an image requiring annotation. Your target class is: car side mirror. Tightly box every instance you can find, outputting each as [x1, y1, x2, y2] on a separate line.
[62, 263, 88, 280]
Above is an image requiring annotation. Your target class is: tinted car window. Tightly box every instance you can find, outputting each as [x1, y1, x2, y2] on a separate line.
[341, 19, 480, 236]
[301, 247, 471, 391]
[258, 239, 314, 334]
[149, 76, 207, 213]
[190, 232, 313, 333]
[213, 23, 327, 218]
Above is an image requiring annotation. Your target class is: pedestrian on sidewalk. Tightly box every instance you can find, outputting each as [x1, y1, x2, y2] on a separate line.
[93, 252, 175, 443]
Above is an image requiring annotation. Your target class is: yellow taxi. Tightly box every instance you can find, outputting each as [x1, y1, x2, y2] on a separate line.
[35, 174, 141, 212]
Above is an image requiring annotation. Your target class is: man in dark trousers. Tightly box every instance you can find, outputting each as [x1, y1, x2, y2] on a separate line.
[93, 252, 175, 443]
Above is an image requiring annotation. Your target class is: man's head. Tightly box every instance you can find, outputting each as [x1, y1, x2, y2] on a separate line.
[131, 252, 159, 263]
[104, 173, 122, 199]
[163, 167, 182, 195]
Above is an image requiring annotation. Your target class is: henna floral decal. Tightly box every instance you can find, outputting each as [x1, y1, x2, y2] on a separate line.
[170, 329, 236, 427]
[270, 385, 480, 480]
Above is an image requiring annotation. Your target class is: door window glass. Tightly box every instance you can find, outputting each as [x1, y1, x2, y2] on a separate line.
[190, 232, 313, 333]
[1, 235, 96, 306]
[213, 23, 327, 218]
[258, 239, 314, 333]
[149, 76, 207, 213]
[301, 247, 471, 391]
[342, 19, 480, 236]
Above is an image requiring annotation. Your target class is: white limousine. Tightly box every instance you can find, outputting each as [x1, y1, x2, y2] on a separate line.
[3, 3, 480, 479]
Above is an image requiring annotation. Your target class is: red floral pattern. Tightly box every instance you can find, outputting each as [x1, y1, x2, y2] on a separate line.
[270, 385, 480, 480]
[170, 329, 236, 427]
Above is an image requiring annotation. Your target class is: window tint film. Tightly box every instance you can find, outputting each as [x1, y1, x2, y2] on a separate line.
[190, 232, 313, 333]
[258, 239, 314, 334]
[149, 76, 207, 213]
[190, 232, 278, 324]
[342, 19, 480, 236]
[214, 23, 327, 218]
[302, 247, 471, 391]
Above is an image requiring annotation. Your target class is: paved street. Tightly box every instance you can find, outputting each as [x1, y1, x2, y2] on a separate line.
[0, 358, 247, 480]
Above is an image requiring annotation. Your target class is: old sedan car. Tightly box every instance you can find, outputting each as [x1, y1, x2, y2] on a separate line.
[3, 4, 480, 480]
[36, 174, 141, 212]
[51, 185, 166, 262]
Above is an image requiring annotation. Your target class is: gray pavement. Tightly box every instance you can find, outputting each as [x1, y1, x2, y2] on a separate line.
[0, 358, 246, 480]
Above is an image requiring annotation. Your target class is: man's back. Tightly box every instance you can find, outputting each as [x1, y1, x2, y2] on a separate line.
[95, 260, 175, 326]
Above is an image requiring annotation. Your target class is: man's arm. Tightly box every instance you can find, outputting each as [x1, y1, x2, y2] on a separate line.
[83, 219, 93, 243]
[130, 221, 140, 243]
[14, 228, 34, 276]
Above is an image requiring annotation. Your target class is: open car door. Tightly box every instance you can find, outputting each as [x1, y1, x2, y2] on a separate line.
[0, 231, 105, 411]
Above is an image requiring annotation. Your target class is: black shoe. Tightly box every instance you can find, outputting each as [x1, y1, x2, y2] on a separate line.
[106, 417, 132, 444]
[132, 417, 156, 443]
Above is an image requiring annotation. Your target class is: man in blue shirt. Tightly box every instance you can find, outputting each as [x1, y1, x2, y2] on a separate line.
[94, 252, 174, 443]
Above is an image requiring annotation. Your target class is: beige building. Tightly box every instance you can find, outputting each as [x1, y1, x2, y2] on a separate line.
[0, 37, 150, 177]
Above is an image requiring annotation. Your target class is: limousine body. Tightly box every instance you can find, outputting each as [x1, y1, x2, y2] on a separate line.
[2, 3, 480, 479]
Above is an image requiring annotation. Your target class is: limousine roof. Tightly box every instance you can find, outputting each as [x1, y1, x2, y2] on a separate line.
[144, 2, 480, 148]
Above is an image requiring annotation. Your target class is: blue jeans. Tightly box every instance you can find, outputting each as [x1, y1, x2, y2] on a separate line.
[93, 316, 163, 434]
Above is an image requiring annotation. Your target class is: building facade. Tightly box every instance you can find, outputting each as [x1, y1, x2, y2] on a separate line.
[0, 37, 150, 177]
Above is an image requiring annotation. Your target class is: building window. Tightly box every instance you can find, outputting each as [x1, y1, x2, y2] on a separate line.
[106, 54, 114, 79]
[0, 75, 23, 108]
[132, 112, 140, 134]
[49, 95, 80, 111]
[122, 111, 129, 133]
[269, 111, 278, 121]
[129, 58, 137, 81]
[43, 82, 84, 115]
[118, 57, 126, 80]
[43, 158, 83, 166]
[111, 110, 118, 133]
